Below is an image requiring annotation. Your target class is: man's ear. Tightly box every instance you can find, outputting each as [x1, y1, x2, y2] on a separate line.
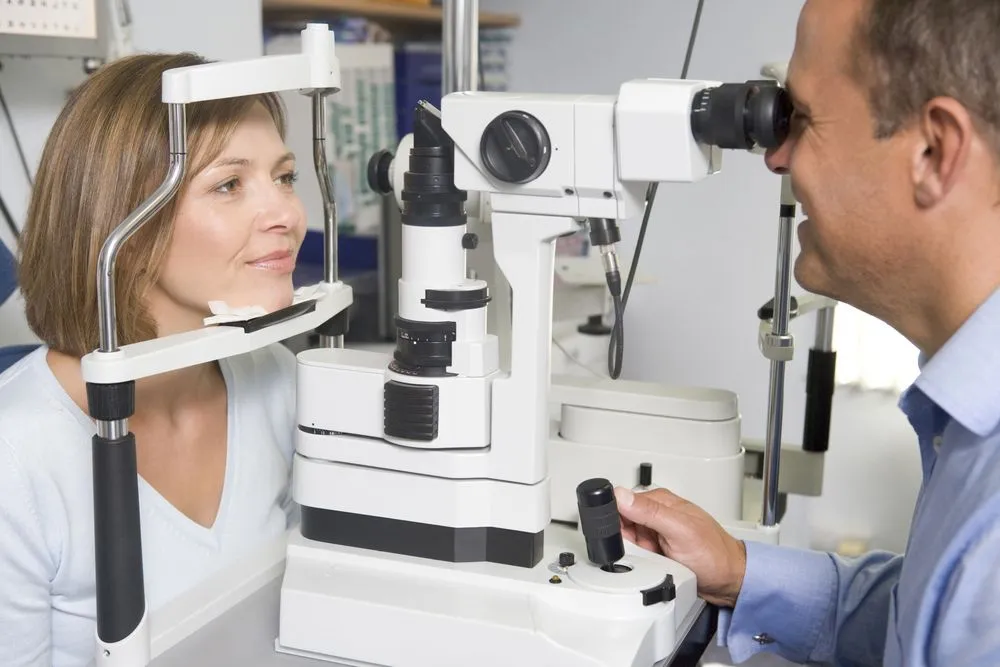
[912, 97, 974, 209]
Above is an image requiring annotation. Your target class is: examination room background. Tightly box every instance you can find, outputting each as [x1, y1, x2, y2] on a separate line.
[0, 3, 922, 664]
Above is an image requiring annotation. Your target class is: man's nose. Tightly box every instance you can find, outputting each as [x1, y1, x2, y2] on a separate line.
[765, 139, 792, 175]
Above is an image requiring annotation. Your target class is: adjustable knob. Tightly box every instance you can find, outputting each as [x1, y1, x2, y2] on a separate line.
[367, 149, 394, 194]
[479, 110, 551, 184]
[576, 478, 625, 569]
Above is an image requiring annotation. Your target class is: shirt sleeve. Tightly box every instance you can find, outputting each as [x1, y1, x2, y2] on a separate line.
[718, 540, 902, 665]
[930, 519, 1000, 666]
[0, 437, 54, 667]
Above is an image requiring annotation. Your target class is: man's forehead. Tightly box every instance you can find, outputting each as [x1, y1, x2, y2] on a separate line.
[790, 0, 865, 91]
[797, 0, 864, 56]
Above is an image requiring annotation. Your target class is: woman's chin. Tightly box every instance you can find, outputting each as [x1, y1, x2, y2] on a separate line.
[220, 286, 295, 315]
[267, 289, 296, 313]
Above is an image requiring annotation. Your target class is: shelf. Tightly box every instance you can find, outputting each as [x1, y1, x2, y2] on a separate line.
[262, 0, 521, 29]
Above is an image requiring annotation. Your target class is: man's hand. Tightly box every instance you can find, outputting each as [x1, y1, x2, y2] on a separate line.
[614, 486, 747, 608]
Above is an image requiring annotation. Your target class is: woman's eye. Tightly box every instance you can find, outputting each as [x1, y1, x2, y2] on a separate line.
[278, 171, 299, 187]
[216, 177, 240, 194]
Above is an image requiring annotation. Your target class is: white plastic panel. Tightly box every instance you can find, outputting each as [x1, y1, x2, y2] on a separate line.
[551, 374, 738, 421]
[97, 610, 149, 667]
[81, 282, 352, 384]
[296, 430, 493, 479]
[278, 524, 699, 667]
[444, 91, 586, 207]
[573, 96, 645, 221]
[559, 405, 741, 458]
[292, 456, 549, 532]
[297, 347, 388, 440]
[161, 24, 340, 103]
[615, 78, 722, 183]
[488, 212, 580, 484]
[548, 427, 745, 525]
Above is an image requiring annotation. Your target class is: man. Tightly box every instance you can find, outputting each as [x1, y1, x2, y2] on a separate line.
[615, 0, 1000, 665]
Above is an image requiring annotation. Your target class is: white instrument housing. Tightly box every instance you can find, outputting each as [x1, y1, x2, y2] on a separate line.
[281, 80, 753, 667]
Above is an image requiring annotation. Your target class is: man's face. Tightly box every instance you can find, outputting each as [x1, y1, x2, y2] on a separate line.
[766, 0, 920, 316]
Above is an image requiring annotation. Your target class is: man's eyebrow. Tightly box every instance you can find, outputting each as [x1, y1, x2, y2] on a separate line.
[209, 151, 296, 170]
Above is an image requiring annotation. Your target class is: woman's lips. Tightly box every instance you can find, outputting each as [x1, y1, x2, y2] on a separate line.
[248, 250, 295, 274]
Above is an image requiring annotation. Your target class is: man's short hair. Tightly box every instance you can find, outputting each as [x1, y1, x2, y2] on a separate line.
[852, 0, 1000, 156]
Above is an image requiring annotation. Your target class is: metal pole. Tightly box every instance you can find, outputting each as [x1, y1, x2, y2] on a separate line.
[815, 306, 835, 351]
[443, 0, 479, 96]
[96, 103, 186, 354]
[312, 91, 343, 348]
[761, 176, 796, 527]
[91, 102, 187, 666]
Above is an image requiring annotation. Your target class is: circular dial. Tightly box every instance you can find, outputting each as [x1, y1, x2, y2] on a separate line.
[479, 110, 552, 184]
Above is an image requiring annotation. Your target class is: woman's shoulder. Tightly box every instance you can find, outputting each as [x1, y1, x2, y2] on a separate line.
[0, 347, 90, 553]
[0, 346, 92, 455]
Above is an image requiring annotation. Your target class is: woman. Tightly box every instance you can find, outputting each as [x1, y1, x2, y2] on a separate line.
[0, 52, 307, 666]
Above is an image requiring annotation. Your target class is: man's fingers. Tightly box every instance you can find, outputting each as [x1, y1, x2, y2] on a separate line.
[635, 524, 663, 554]
[620, 517, 638, 545]
[615, 486, 683, 538]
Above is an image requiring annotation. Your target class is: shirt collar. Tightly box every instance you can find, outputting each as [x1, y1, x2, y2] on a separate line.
[910, 286, 1000, 438]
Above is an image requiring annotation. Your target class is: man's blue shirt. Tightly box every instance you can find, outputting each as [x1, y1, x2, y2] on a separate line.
[720, 287, 1000, 666]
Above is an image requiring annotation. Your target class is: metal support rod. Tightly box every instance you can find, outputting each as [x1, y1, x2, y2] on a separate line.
[311, 91, 343, 348]
[761, 177, 796, 527]
[97, 419, 128, 440]
[97, 103, 187, 353]
[815, 306, 835, 351]
[91, 102, 187, 666]
[443, 0, 479, 96]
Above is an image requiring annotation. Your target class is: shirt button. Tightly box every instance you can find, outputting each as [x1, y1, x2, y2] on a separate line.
[933, 435, 943, 452]
[753, 633, 775, 645]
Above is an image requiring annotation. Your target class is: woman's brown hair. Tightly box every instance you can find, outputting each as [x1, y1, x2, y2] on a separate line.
[18, 52, 285, 357]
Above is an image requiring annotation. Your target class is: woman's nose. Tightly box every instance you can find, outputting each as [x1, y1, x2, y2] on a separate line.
[259, 190, 302, 232]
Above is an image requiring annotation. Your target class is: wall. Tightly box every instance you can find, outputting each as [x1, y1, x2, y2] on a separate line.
[483, 0, 923, 556]
[0, 0, 263, 346]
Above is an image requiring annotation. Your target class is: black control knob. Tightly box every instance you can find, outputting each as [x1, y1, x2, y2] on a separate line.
[480, 110, 551, 184]
[577, 314, 611, 336]
[367, 149, 394, 194]
[576, 478, 625, 568]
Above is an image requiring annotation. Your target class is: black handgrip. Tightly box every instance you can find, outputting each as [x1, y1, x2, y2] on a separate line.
[803, 349, 837, 453]
[93, 432, 145, 643]
[576, 478, 625, 567]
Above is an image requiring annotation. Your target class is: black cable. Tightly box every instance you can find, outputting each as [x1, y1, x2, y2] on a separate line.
[0, 84, 33, 187]
[606, 0, 706, 378]
[0, 193, 19, 241]
[608, 274, 625, 378]
[680, 0, 706, 82]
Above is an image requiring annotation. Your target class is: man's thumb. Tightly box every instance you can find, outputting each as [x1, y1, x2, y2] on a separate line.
[614, 486, 678, 535]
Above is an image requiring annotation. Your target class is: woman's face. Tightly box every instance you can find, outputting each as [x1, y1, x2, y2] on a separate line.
[149, 104, 307, 336]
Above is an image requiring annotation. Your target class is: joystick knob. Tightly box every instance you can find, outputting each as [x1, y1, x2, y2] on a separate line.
[576, 478, 625, 569]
